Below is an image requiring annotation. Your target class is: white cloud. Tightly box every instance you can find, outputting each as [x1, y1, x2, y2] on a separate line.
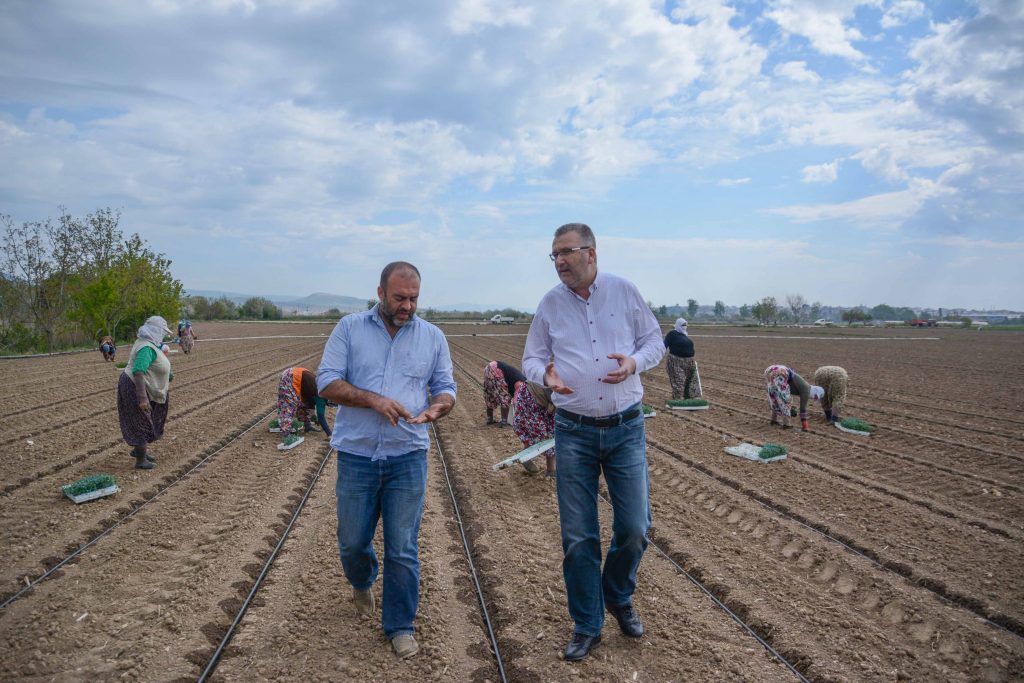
[718, 177, 751, 187]
[774, 60, 821, 83]
[765, 0, 880, 61]
[881, 0, 925, 29]
[910, 236, 1024, 250]
[766, 177, 953, 226]
[801, 160, 839, 182]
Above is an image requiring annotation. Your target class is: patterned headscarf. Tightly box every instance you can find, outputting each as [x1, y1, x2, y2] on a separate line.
[137, 316, 172, 346]
[674, 318, 688, 335]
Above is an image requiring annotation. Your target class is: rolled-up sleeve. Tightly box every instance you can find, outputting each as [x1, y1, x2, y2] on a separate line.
[317, 319, 350, 393]
[630, 290, 665, 373]
[522, 306, 551, 385]
[428, 335, 457, 399]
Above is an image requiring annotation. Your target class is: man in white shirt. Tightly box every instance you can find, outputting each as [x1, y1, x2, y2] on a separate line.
[523, 223, 664, 662]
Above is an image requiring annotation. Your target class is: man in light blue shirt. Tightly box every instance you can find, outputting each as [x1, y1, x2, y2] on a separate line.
[523, 223, 663, 662]
[317, 261, 456, 660]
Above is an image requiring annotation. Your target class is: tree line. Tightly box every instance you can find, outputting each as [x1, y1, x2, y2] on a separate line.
[1, 208, 181, 354]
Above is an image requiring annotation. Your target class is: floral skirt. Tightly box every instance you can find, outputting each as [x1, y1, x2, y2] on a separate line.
[483, 363, 512, 410]
[666, 355, 701, 399]
[277, 368, 309, 434]
[511, 383, 554, 448]
[814, 366, 848, 415]
[764, 365, 791, 416]
[117, 372, 169, 447]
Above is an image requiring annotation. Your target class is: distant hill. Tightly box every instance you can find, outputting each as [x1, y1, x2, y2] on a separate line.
[185, 289, 367, 314]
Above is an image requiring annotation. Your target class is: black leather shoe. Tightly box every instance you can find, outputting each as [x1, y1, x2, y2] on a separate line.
[564, 632, 601, 661]
[607, 603, 644, 638]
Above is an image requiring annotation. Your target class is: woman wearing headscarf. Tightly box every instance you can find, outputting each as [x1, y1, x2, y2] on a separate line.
[98, 335, 116, 362]
[813, 366, 848, 425]
[511, 380, 557, 476]
[483, 360, 526, 427]
[763, 364, 824, 432]
[274, 366, 332, 451]
[117, 316, 174, 469]
[664, 318, 701, 399]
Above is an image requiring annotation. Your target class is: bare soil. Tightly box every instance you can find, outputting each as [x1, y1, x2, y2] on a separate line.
[1, 321, 1021, 682]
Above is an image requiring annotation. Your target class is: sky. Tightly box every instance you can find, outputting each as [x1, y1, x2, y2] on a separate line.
[1, 0, 1022, 311]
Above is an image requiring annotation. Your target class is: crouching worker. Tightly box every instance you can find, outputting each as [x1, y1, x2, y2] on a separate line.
[117, 316, 173, 470]
[483, 360, 526, 426]
[99, 335, 116, 362]
[511, 380, 556, 476]
[276, 366, 332, 451]
[764, 364, 823, 431]
[814, 366, 848, 425]
[316, 261, 456, 660]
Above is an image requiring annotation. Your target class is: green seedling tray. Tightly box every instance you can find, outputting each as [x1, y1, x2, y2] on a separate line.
[725, 443, 787, 463]
[62, 474, 120, 504]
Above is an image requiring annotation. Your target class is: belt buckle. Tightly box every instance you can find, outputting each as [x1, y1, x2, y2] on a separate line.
[593, 415, 614, 428]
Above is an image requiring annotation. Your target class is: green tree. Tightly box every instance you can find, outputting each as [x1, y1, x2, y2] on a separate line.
[739, 304, 751, 319]
[240, 297, 282, 320]
[751, 296, 778, 325]
[841, 308, 872, 325]
[713, 300, 725, 317]
[687, 298, 698, 319]
[367, 298, 378, 310]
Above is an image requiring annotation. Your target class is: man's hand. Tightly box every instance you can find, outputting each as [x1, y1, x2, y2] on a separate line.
[371, 396, 414, 426]
[544, 361, 574, 395]
[138, 400, 152, 414]
[601, 354, 636, 384]
[408, 394, 455, 424]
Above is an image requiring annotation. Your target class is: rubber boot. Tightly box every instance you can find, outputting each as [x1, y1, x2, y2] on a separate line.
[824, 409, 833, 424]
[134, 447, 155, 470]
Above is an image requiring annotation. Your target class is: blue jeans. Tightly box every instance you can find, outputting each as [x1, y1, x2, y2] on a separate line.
[336, 450, 428, 639]
[554, 407, 651, 636]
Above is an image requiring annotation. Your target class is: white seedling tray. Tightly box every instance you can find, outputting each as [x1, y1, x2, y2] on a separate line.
[725, 443, 787, 463]
[836, 423, 872, 437]
[493, 438, 555, 471]
[63, 484, 120, 504]
[667, 404, 710, 411]
[644, 411, 656, 419]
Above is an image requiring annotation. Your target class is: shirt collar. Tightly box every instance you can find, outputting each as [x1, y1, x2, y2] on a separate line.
[560, 270, 601, 300]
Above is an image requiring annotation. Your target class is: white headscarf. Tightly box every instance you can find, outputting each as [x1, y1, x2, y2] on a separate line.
[138, 316, 172, 346]
[674, 318, 688, 335]
[810, 385, 825, 400]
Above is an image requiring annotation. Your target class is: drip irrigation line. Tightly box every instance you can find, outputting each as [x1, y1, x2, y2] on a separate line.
[598, 490, 811, 683]
[429, 422, 509, 683]
[197, 445, 334, 683]
[0, 407, 277, 610]
[648, 405, 1024, 640]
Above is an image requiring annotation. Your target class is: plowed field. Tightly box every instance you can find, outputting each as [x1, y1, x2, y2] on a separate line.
[1, 321, 1021, 682]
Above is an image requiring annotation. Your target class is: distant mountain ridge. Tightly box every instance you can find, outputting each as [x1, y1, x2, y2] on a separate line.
[185, 289, 366, 313]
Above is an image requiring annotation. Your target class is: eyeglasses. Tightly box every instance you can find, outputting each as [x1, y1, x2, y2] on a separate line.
[549, 246, 589, 261]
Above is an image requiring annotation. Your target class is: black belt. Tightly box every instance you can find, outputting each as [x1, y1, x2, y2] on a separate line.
[556, 406, 641, 428]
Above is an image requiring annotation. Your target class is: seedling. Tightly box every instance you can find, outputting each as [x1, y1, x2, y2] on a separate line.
[666, 398, 710, 408]
[758, 443, 788, 459]
[62, 474, 119, 503]
[115, 362, 127, 368]
[840, 417, 875, 433]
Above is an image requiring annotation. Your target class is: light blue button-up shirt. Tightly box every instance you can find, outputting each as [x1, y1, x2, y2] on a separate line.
[317, 306, 457, 460]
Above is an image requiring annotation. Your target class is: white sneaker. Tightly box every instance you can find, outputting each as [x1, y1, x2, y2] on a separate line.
[277, 434, 304, 451]
[391, 634, 418, 659]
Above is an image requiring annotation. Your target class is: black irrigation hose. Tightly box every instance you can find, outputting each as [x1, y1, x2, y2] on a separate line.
[603, 486, 816, 682]
[197, 445, 335, 683]
[429, 422, 509, 683]
[444, 350, 802, 679]
[0, 407, 277, 610]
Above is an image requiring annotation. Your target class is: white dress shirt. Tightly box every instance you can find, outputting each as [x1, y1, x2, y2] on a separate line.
[523, 271, 664, 417]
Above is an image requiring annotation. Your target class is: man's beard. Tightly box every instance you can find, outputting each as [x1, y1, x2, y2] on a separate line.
[380, 299, 411, 328]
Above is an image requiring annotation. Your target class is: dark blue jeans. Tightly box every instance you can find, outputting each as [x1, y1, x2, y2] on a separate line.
[335, 450, 427, 639]
[554, 407, 651, 636]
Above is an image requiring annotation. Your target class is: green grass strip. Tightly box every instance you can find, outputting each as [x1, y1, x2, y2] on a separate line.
[840, 417, 875, 433]
[666, 398, 710, 407]
[758, 443, 787, 459]
[63, 473, 117, 497]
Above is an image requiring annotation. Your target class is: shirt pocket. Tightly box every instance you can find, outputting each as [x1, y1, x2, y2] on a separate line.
[402, 359, 430, 381]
